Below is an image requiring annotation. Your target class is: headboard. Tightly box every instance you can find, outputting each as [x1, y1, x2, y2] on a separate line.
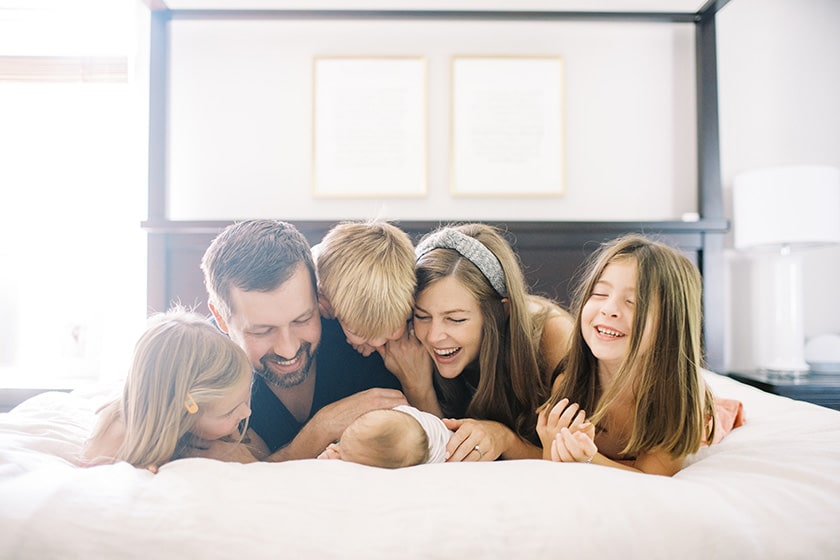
[142, 218, 728, 371]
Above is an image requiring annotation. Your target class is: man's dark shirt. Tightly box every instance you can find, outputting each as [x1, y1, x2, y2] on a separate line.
[249, 317, 401, 453]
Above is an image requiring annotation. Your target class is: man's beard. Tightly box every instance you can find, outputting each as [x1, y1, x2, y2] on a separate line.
[255, 342, 315, 389]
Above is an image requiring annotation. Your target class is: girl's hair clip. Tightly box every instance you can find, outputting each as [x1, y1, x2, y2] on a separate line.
[184, 393, 199, 414]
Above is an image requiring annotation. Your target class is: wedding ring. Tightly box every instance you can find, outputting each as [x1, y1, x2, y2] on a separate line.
[474, 445, 483, 458]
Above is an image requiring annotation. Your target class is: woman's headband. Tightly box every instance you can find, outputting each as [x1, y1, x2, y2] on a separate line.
[415, 229, 508, 298]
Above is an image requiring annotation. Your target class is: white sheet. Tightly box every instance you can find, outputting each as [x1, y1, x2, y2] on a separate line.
[1, 372, 839, 559]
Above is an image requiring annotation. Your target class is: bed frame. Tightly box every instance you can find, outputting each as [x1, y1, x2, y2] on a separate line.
[141, 3, 731, 372]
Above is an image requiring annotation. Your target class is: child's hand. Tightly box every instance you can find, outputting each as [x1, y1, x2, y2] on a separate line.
[379, 327, 439, 415]
[536, 398, 589, 459]
[550, 427, 597, 464]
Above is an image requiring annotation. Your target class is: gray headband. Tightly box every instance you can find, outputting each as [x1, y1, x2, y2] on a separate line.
[415, 229, 508, 298]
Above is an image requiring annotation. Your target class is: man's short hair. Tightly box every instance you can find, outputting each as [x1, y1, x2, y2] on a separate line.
[201, 219, 316, 321]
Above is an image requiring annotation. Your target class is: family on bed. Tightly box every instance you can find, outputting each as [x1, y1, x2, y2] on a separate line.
[81, 219, 744, 476]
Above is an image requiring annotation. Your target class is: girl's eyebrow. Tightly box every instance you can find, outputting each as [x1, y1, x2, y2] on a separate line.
[415, 304, 471, 315]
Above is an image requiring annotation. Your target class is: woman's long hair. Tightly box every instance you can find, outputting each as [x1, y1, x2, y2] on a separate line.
[415, 223, 551, 445]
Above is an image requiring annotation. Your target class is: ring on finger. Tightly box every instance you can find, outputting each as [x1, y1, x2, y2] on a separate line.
[473, 444, 485, 458]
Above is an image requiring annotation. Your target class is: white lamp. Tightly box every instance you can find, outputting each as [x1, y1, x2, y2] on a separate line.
[733, 165, 840, 375]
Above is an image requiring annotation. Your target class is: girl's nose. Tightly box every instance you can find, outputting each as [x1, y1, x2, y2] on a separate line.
[600, 298, 620, 317]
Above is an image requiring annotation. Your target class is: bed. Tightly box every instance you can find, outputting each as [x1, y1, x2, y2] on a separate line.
[9, 1, 839, 557]
[1, 370, 839, 559]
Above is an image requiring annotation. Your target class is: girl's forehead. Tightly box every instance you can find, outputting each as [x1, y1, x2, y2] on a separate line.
[599, 257, 637, 279]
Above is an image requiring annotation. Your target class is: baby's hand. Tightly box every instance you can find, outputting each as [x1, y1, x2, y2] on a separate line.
[550, 427, 597, 464]
[537, 398, 589, 459]
[317, 443, 341, 460]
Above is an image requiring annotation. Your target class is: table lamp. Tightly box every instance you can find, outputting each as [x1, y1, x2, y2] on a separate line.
[733, 165, 840, 375]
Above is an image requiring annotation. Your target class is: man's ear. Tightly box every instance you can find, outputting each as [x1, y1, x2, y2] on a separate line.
[208, 302, 230, 334]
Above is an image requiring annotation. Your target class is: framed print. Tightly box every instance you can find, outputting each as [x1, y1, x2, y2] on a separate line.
[450, 56, 564, 196]
[312, 56, 427, 198]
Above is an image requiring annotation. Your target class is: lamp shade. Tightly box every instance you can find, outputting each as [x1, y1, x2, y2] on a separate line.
[733, 165, 840, 250]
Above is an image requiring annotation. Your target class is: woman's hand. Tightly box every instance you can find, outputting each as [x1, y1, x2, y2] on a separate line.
[536, 398, 590, 459]
[442, 418, 517, 462]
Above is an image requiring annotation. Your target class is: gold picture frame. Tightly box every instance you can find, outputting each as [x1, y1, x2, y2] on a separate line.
[312, 56, 427, 198]
[450, 55, 565, 197]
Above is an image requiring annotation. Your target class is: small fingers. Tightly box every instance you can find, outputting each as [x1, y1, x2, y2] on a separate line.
[568, 409, 587, 432]
[558, 428, 597, 463]
[546, 398, 570, 426]
[557, 401, 581, 428]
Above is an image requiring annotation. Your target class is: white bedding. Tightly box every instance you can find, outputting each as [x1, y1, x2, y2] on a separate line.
[1, 372, 839, 560]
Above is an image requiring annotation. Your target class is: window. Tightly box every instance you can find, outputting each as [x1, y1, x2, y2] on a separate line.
[0, 0, 148, 387]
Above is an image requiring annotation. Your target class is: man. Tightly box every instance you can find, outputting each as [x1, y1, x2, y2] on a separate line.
[200, 219, 427, 461]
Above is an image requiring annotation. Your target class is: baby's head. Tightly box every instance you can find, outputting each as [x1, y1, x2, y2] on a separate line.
[326, 409, 430, 468]
[315, 221, 415, 354]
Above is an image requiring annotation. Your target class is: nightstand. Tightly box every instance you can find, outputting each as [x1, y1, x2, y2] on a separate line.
[728, 371, 840, 411]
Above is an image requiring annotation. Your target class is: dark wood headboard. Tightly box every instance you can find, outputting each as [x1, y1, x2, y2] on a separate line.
[142, 219, 728, 371]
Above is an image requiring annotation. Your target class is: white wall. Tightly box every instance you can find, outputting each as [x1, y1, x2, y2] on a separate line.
[167, 18, 697, 221]
[717, 0, 840, 370]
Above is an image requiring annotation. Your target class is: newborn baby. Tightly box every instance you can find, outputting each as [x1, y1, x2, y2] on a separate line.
[318, 405, 452, 468]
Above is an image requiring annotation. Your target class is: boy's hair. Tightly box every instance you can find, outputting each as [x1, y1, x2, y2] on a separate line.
[341, 409, 429, 468]
[201, 219, 316, 322]
[415, 223, 550, 445]
[92, 307, 252, 469]
[316, 221, 415, 339]
[545, 234, 714, 459]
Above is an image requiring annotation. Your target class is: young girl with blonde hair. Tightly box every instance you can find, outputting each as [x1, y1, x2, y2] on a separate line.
[537, 234, 741, 476]
[81, 307, 254, 471]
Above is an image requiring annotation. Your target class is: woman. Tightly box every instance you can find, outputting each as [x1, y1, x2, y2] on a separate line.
[412, 223, 574, 461]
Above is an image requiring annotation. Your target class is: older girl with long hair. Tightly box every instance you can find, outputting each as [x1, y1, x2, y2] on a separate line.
[536, 234, 733, 476]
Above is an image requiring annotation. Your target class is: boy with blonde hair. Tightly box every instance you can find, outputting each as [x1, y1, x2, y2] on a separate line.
[315, 220, 417, 357]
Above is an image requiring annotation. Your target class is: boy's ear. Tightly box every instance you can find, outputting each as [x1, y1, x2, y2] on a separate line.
[318, 290, 336, 319]
[208, 302, 230, 334]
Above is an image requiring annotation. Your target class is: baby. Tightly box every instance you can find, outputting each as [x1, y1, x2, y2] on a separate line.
[318, 405, 452, 468]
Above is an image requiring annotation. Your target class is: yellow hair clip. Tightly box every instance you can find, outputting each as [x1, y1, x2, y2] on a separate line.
[184, 393, 199, 414]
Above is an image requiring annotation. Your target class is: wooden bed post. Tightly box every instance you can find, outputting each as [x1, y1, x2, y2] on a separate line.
[696, 1, 730, 372]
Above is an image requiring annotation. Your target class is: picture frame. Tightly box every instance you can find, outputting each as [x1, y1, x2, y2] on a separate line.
[312, 56, 427, 198]
[450, 56, 565, 197]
